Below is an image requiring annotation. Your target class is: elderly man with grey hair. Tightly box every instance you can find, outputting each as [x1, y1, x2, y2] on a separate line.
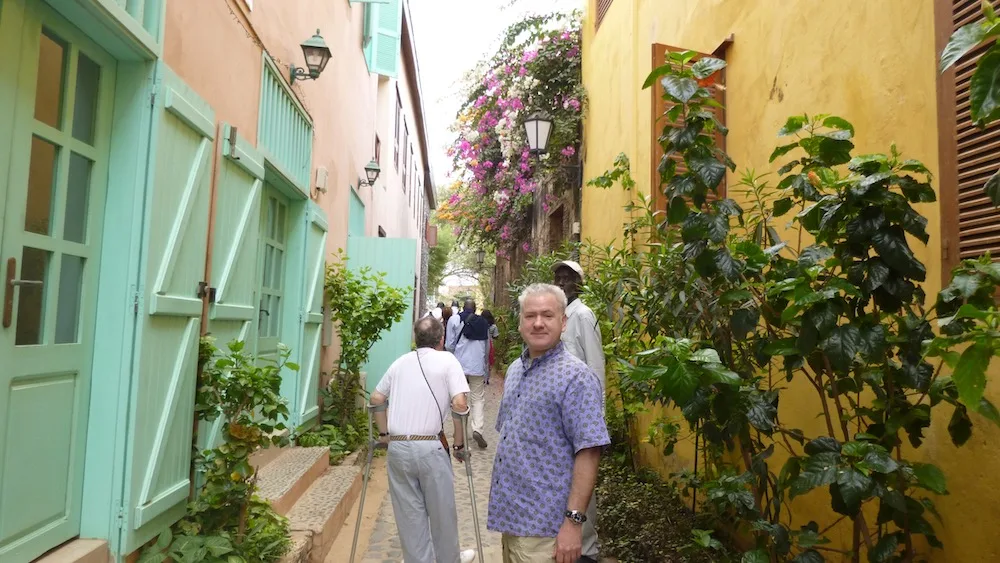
[371, 316, 477, 563]
[488, 284, 610, 563]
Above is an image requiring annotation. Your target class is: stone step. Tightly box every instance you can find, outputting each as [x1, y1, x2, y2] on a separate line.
[35, 539, 109, 563]
[257, 446, 330, 516]
[286, 465, 364, 563]
[277, 531, 312, 563]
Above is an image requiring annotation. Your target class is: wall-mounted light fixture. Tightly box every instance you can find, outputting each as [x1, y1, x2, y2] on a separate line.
[524, 111, 554, 156]
[476, 249, 486, 268]
[290, 30, 332, 83]
[359, 159, 381, 187]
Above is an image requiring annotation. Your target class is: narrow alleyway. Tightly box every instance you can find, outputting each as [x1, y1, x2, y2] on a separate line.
[344, 379, 505, 562]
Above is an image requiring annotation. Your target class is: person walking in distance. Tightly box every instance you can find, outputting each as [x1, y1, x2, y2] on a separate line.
[370, 317, 477, 563]
[445, 299, 491, 449]
[552, 260, 605, 562]
[489, 284, 610, 563]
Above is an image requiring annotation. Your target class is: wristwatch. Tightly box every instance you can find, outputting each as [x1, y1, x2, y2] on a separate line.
[453, 444, 465, 451]
[378, 432, 390, 437]
[564, 510, 587, 524]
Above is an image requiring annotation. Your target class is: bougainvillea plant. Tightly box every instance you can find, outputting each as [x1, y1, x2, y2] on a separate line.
[437, 11, 584, 256]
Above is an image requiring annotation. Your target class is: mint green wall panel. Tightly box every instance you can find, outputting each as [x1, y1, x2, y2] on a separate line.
[346, 236, 416, 391]
[349, 187, 365, 238]
[120, 64, 215, 552]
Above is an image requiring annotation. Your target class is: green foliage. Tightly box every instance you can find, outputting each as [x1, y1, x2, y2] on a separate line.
[579, 49, 1000, 561]
[324, 249, 410, 428]
[140, 338, 293, 563]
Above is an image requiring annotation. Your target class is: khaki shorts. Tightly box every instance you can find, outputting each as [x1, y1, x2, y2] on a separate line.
[501, 534, 557, 563]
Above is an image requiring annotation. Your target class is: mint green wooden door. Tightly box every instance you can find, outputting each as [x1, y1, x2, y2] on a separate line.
[0, 1, 116, 561]
[293, 203, 328, 426]
[257, 187, 290, 361]
[346, 236, 416, 391]
[119, 65, 215, 552]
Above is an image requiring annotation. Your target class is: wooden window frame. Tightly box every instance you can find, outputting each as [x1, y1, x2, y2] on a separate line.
[402, 122, 409, 192]
[650, 38, 733, 216]
[375, 134, 381, 164]
[934, 0, 1000, 283]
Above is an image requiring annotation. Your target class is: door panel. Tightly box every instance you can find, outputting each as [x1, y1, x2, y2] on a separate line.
[295, 203, 327, 426]
[0, 2, 116, 561]
[200, 123, 264, 451]
[120, 65, 214, 552]
[345, 236, 416, 391]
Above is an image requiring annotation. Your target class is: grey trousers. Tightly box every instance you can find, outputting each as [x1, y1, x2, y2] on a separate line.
[581, 489, 599, 558]
[387, 441, 461, 563]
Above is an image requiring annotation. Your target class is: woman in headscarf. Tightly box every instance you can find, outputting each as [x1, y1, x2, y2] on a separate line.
[480, 309, 499, 382]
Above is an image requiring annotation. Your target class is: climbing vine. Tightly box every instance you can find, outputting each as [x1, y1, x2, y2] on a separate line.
[437, 11, 584, 256]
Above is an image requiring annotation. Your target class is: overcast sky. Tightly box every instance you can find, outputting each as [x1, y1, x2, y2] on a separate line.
[410, 0, 581, 196]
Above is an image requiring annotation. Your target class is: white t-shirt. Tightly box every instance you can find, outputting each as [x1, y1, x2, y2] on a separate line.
[374, 348, 471, 435]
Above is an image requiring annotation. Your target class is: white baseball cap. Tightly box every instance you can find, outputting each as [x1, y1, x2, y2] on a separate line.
[552, 260, 585, 280]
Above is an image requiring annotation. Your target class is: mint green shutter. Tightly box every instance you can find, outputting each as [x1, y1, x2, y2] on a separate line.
[346, 236, 416, 391]
[120, 65, 214, 551]
[295, 204, 328, 426]
[199, 123, 264, 451]
[363, 0, 402, 78]
[349, 188, 366, 238]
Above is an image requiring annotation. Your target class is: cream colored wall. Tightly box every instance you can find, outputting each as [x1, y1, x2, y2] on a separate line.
[582, 1, 1000, 560]
[162, 0, 430, 377]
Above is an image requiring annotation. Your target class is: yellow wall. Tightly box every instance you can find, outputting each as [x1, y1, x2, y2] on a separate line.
[581, 1, 1000, 560]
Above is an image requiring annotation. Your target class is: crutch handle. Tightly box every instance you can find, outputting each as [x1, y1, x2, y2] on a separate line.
[451, 407, 471, 420]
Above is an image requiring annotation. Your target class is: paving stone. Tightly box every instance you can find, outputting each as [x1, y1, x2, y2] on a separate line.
[288, 465, 363, 562]
[258, 446, 329, 515]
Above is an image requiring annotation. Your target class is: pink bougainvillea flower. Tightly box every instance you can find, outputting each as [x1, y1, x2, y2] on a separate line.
[522, 241, 531, 253]
[561, 146, 576, 157]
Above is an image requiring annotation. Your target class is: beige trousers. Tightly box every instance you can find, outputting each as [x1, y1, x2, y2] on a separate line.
[501, 534, 556, 563]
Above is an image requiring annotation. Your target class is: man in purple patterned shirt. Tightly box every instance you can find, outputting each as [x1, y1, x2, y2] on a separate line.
[488, 283, 610, 563]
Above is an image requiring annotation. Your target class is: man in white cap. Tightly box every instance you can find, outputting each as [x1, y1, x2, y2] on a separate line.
[552, 259, 605, 563]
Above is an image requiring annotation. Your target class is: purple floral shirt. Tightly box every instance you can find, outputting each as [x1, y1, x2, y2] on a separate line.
[487, 342, 610, 537]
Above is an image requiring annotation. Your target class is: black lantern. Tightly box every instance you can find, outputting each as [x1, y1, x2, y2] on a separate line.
[360, 159, 381, 186]
[524, 111, 554, 155]
[476, 249, 486, 267]
[290, 30, 332, 83]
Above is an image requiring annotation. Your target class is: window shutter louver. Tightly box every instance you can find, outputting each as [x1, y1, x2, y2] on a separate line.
[938, 0, 1000, 278]
[595, 0, 614, 31]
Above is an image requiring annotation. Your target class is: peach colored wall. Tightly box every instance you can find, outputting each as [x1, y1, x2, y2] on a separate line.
[163, 0, 431, 376]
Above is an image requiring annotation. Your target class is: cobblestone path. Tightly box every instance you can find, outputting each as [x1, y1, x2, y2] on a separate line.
[361, 378, 505, 562]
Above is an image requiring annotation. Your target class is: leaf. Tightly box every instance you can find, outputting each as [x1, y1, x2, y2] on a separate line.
[770, 142, 800, 162]
[970, 50, 1000, 125]
[822, 325, 864, 373]
[947, 404, 973, 446]
[663, 362, 699, 404]
[805, 437, 841, 455]
[792, 550, 825, 563]
[741, 550, 770, 563]
[872, 227, 926, 281]
[985, 168, 1000, 207]
[714, 248, 741, 280]
[835, 469, 873, 514]
[706, 213, 730, 242]
[912, 462, 948, 494]
[747, 392, 779, 433]
[862, 449, 899, 474]
[155, 530, 173, 550]
[953, 341, 992, 408]
[940, 22, 990, 71]
[774, 197, 794, 217]
[691, 56, 727, 79]
[642, 64, 673, 89]
[689, 154, 727, 189]
[203, 537, 234, 557]
[779, 115, 808, 136]
[732, 308, 760, 340]
[792, 452, 840, 496]
[661, 75, 699, 103]
[822, 116, 855, 137]
[978, 397, 1000, 426]
[869, 533, 901, 563]
[691, 348, 722, 363]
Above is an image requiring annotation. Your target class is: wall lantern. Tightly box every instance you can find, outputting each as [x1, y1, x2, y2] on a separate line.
[360, 159, 381, 187]
[524, 111, 554, 155]
[476, 249, 486, 267]
[290, 29, 333, 83]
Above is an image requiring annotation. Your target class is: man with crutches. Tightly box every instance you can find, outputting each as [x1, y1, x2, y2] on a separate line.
[357, 316, 478, 563]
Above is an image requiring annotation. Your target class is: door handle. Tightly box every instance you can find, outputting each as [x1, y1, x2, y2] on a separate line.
[3, 257, 44, 328]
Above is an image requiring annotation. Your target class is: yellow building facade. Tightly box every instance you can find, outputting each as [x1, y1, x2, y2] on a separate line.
[581, 0, 1000, 559]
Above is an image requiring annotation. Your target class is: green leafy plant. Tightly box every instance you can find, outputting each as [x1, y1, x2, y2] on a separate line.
[582, 49, 1000, 562]
[140, 338, 293, 563]
[323, 249, 410, 428]
[940, 0, 1000, 203]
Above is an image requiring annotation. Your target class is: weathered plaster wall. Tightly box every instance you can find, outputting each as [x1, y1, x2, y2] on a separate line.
[581, 1, 1000, 560]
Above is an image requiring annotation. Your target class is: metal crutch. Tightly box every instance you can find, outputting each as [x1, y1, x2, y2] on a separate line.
[452, 407, 485, 563]
[350, 401, 388, 563]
